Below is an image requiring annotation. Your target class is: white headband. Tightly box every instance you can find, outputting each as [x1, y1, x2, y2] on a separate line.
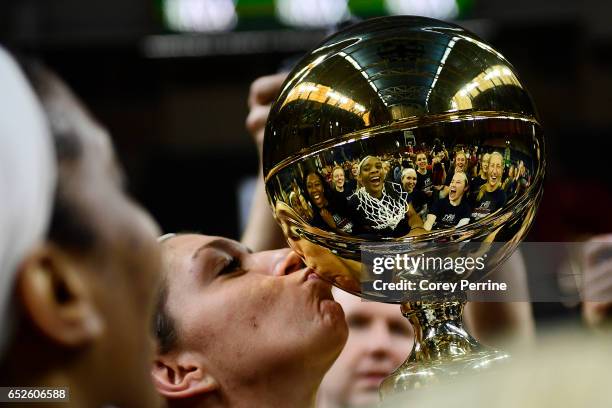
[0, 48, 56, 356]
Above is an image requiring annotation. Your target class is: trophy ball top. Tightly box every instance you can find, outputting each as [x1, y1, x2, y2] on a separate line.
[263, 16, 544, 300]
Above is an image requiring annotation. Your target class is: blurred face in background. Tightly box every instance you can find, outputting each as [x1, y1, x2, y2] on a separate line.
[455, 151, 467, 172]
[332, 167, 345, 191]
[416, 153, 428, 171]
[401, 168, 417, 193]
[449, 172, 468, 202]
[318, 289, 413, 407]
[382, 161, 391, 176]
[488, 153, 504, 189]
[481, 153, 491, 177]
[306, 173, 327, 208]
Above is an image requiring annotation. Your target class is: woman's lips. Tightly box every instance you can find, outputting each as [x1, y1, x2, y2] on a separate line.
[356, 370, 391, 387]
[307, 271, 320, 281]
[304, 270, 334, 301]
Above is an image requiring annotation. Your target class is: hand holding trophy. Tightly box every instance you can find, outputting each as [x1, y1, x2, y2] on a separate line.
[263, 16, 544, 399]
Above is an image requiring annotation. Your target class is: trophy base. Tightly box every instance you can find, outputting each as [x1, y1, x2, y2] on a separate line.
[379, 300, 510, 399]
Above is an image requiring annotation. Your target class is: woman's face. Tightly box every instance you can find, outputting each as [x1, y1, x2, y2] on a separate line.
[455, 153, 467, 171]
[358, 157, 384, 197]
[416, 153, 427, 170]
[488, 154, 503, 187]
[352, 163, 359, 178]
[382, 161, 391, 175]
[449, 173, 467, 201]
[481, 155, 490, 176]
[332, 168, 345, 190]
[401, 170, 417, 193]
[161, 235, 347, 385]
[306, 173, 326, 208]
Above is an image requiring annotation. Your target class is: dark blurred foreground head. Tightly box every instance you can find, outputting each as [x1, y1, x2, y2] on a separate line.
[0, 53, 163, 407]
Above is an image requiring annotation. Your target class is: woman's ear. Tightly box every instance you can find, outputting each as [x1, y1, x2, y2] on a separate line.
[152, 352, 218, 399]
[16, 243, 104, 346]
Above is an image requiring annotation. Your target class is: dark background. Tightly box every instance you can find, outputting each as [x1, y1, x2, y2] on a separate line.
[2, 0, 612, 324]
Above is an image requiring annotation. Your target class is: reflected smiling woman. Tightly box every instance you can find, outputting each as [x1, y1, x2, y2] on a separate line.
[304, 171, 353, 234]
[471, 151, 507, 221]
[348, 156, 424, 238]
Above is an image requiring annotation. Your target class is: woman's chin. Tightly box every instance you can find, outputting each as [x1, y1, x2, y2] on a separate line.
[314, 299, 347, 351]
[319, 298, 345, 325]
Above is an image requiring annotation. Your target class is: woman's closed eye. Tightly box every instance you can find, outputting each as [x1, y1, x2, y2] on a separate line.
[218, 256, 245, 276]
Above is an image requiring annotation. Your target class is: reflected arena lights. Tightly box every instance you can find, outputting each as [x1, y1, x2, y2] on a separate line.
[385, 0, 459, 20]
[162, 0, 467, 32]
[451, 65, 523, 110]
[281, 82, 370, 125]
[275, 0, 349, 28]
[163, 0, 237, 32]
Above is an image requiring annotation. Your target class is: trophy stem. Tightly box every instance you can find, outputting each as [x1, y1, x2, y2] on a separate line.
[379, 296, 510, 399]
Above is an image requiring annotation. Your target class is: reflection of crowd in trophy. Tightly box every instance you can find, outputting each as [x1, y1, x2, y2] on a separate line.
[288, 139, 532, 236]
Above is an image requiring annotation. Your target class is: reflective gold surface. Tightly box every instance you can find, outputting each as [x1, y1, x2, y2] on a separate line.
[263, 16, 544, 397]
[380, 300, 510, 396]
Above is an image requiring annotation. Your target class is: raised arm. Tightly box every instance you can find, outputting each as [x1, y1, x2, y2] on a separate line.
[241, 73, 289, 251]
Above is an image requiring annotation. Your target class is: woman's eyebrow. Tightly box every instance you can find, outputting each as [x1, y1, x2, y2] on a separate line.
[192, 238, 247, 260]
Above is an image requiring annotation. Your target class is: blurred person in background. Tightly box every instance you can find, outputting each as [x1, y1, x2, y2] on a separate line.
[400, 167, 417, 195]
[502, 164, 518, 198]
[304, 171, 353, 234]
[581, 234, 612, 328]
[0, 55, 163, 407]
[444, 150, 468, 185]
[382, 160, 392, 182]
[469, 152, 490, 201]
[439, 150, 468, 199]
[415, 151, 433, 214]
[431, 150, 447, 200]
[152, 233, 348, 407]
[514, 160, 530, 198]
[401, 167, 426, 217]
[332, 165, 355, 201]
[317, 289, 413, 408]
[423, 172, 471, 231]
[351, 162, 360, 182]
[471, 152, 507, 221]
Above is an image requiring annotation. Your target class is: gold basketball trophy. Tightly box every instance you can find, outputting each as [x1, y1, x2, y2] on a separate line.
[263, 16, 544, 399]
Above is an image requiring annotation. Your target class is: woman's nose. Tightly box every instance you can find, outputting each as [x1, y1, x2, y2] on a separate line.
[252, 248, 304, 276]
[272, 250, 305, 276]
